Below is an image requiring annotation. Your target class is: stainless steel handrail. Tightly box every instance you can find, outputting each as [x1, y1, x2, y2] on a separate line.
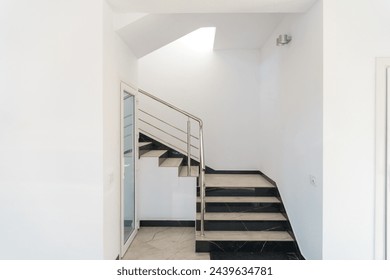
[139, 129, 200, 161]
[139, 88, 206, 236]
[139, 108, 200, 140]
[139, 118, 199, 150]
[139, 89, 203, 124]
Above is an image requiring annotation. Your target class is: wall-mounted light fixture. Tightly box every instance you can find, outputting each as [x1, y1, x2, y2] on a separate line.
[276, 34, 292, 46]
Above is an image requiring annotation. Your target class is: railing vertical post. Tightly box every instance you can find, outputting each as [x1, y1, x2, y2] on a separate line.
[199, 123, 205, 236]
[187, 118, 191, 176]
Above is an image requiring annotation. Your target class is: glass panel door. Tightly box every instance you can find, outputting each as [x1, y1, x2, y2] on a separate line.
[121, 83, 137, 257]
[387, 67, 390, 260]
[123, 93, 135, 243]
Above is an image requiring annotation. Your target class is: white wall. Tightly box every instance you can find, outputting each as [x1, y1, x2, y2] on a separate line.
[139, 158, 196, 220]
[139, 42, 261, 170]
[323, 0, 390, 259]
[0, 0, 104, 259]
[103, 1, 138, 259]
[257, 1, 323, 259]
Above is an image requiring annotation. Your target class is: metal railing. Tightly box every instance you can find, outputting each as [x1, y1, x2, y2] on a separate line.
[138, 89, 206, 236]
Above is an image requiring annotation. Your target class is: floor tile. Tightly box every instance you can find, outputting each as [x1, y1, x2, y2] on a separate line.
[123, 227, 210, 260]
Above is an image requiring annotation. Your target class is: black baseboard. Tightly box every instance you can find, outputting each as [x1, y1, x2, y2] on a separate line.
[140, 220, 195, 227]
[205, 169, 263, 175]
[258, 171, 277, 186]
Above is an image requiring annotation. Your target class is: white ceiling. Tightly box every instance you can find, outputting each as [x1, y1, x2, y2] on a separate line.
[107, 0, 318, 13]
[117, 13, 284, 58]
[112, 0, 318, 58]
[211, 14, 284, 50]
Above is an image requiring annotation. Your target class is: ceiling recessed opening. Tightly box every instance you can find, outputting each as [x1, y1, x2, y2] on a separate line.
[176, 27, 216, 52]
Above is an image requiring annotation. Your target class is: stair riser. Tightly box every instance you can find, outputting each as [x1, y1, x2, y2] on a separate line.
[210, 252, 302, 260]
[196, 240, 298, 253]
[196, 203, 282, 213]
[197, 187, 277, 197]
[196, 221, 288, 231]
[138, 143, 153, 157]
[158, 152, 168, 165]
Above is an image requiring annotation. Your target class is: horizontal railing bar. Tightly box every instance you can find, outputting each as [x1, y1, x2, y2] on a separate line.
[139, 109, 200, 140]
[139, 89, 203, 126]
[139, 118, 199, 150]
[139, 128, 200, 161]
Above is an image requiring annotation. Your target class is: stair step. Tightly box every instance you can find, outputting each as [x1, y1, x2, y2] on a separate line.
[196, 196, 280, 203]
[198, 187, 276, 197]
[196, 212, 286, 221]
[160, 158, 183, 167]
[210, 251, 302, 260]
[179, 166, 199, 177]
[195, 231, 293, 242]
[141, 150, 168, 158]
[197, 202, 281, 213]
[205, 174, 274, 188]
[138, 142, 152, 148]
[196, 220, 287, 231]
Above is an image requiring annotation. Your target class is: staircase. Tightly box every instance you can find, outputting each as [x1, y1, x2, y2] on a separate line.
[137, 89, 302, 260]
[195, 173, 302, 259]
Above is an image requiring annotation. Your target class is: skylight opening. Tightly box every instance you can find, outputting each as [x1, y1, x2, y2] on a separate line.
[177, 27, 216, 52]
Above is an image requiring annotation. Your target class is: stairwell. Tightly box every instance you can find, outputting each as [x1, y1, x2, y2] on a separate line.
[137, 135, 302, 260]
[136, 89, 302, 260]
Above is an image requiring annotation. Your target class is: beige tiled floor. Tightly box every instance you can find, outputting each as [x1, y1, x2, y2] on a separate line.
[123, 227, 210, 260]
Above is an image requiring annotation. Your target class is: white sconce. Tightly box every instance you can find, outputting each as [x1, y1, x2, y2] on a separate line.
[276, 34, 292, 46]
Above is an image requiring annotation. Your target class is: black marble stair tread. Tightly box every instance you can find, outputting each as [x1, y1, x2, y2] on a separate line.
[210, 251, 302, 260]
[196, 196, 280, 203]
[205, 174, 274, 188]
[195, 231, 293, 241]
[196, 212, 286, 221]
